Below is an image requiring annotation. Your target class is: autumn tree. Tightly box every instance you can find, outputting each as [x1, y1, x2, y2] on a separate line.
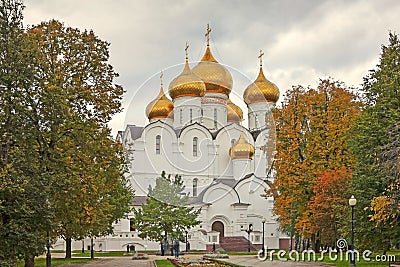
[26, 20, 132, 259]
[1, 3, 133, 264]
[271, 79, 360, 251]
[308, 167, 352, 246]
[349, 33, 400, 251]
[133, 172, 200, 247]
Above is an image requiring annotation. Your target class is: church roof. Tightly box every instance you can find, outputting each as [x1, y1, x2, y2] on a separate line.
[132, 196, 147, 206]
[126, 125, 144, 141]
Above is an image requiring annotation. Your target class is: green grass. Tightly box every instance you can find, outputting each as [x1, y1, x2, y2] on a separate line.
[154, 259, 175, 267]
[18, 258, 93, 267]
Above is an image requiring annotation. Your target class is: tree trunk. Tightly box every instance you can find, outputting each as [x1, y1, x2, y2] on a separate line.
[65, 237, 72, 258]
[311, 233, 316, 251]
[24, 255, 34, 267]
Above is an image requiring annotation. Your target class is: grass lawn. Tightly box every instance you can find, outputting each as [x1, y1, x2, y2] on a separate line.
[154, 259, 175, 267]
[18, 258, 93, 267]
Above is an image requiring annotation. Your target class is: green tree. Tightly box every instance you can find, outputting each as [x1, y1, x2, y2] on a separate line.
[0, 0, 51, 265]
[133, 171, 200, 247]
[26, 19, 132, 259]
[349, 33, 400, 252]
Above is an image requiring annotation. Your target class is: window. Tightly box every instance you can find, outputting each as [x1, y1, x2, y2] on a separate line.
[156, 135, 161, 154]
[130, 218, 135, 232]
[214, 108, 217, 129]
[193, 137, 198, 157]
[193, 178, 198, 197]
[190, 108, 193, 123]
[180, 109, 183, 124]
[255, 235, 260, 242]
[231, 139, 236, 146]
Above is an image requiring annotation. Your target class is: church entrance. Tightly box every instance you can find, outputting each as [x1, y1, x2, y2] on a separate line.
[212, 221, 224, 237]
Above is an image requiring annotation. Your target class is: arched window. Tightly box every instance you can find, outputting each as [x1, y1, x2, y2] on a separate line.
[156, 135, 161, 154]
[180, 109, 183, 124]
[214, 108, 218, 129]
[193, 178, 198, 197]
[190, 108, 193, 124]
[193, 137, 198, 157]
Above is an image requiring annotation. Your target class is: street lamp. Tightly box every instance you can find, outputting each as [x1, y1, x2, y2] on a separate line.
[349, 195, 357, 266]
[245, 224, 253, 252]
[261, 218, 266, 256]
[46, 228, 51, 267]
[185, 230, 188, 252]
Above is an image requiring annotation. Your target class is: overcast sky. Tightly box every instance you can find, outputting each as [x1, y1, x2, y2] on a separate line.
[23, 0, 400, 134]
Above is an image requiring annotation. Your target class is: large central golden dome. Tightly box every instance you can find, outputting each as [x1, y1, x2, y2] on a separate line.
[243, 58, 280, 105]
[146, 86, 174, 120]
[192, 46, 233, 96]
[229, 133, 254, 159]
[169, 50, 206, 99]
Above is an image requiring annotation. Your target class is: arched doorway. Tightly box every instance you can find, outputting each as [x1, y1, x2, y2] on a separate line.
[212, 221, 224, 237]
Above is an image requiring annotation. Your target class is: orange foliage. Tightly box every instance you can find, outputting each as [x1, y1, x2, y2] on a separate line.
[270, 79, 360, 239]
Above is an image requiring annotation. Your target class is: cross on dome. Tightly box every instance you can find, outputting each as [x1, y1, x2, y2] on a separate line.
[205, 24, 211, 46]
[258, 49, 264, 67]
[185, 41, 189, 60]
[160, 71, 164, 87]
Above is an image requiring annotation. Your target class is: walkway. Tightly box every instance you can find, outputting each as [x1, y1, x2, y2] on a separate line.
[225, 255, 330, 267]
[57, 254, 330, 267]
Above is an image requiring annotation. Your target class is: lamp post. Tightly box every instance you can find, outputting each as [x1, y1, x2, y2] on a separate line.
[262, 218, 266, 256]
[245, 224, 253, 252]
[185, 230, 188, 252]
[349, 195, 357, 266]
[46, 228, 51, 267]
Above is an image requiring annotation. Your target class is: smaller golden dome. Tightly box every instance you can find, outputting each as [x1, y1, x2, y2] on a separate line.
[229, 133, 254, 159]
[169, 44, 206, 99]
[243, 53, 279, 105]
[192, 46, 233, 95]
[146, 86, 174, 120]
[227, 98, 243, 123]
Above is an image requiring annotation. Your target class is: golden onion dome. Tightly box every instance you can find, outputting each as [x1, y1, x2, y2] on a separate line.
[227, 98, 243, 123]
[192, 46, 233, 95]
[243, 52, 279, 105]
[169, 49, 206, 99]
[229, 133, 255, 159]
[145, 86, 174, 120]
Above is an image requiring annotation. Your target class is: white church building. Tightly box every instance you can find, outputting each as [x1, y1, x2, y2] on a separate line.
[58, 27, 289, 252]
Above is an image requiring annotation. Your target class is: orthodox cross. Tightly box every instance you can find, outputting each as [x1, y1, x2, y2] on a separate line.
[258, 49, 264, 66]
[205, 24, 211, 46]
[185, 41, 189, 60]
[160, 71, 163, 88]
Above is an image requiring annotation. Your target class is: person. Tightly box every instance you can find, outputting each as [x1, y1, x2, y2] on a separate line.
[212, 242, 216, 252]
[160, 242, 165, 256]
[173, 240, 180, 258]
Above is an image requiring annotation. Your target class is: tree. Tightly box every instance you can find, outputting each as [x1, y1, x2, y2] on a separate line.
[0, 1, 50, 265]
[308, 167, 352, 247]
[349, 33, 400, 251]
[270, 79, 360, 250]
[1, 5, 133, 264]
[133, 172, 200, 247]
[26, 19, 132, 259]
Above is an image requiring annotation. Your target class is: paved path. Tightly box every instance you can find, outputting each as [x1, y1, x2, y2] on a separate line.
[225, 255, 330, 267]
[56, 254, 331, 267]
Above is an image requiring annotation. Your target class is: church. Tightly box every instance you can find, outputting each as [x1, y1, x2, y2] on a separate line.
[58, 26, 288, 252]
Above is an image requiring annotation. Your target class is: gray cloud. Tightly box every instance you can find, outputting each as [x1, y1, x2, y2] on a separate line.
[23, 0, 400, 134]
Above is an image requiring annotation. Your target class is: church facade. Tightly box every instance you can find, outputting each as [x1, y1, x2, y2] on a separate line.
[56, 27, 288, 252]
